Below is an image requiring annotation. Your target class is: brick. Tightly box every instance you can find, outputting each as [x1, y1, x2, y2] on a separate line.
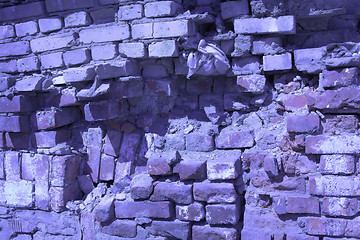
[50, 155, 80, 187]
[323, 115, 358, 134]
[206, 204, 239, 224]
[0, 41, 31, 57]
[4, 151, 20, 181]
[85, 127, 102, 183]
[149, 221, 190, 240]
[39, 17, 64, 33]
[0, 75, 15, 92]
[115, 201, 172, 219]
[0, 2, 46, 22]
[235, 15, 296, 34]
[153, 20, 196, 38]
[0, 60, 17, 73]
[94, 196, 115, 222]
[320, 67, 359, 88]
[84, 100, 127, 121]
[14, 75, 45, 92]
[99, 154, 115, 181]
[65, 11, 92, 28]
[232, 57, 261, 75]
[130, 174, 153, 200]
[5, 133, 30, 149]
[0, 25, 15, 39]
[286, 113, 320, 133]
[15, 21, 39, 37]
[252, 37, 283, 55]
[215, 130, 254, 149]
[30, 34, 75, 53]
[102, 220, 136, 237]
[17, 56, 40, 73]
[274, 196, 319, 215]
[193, 182, 237, 203]
[149, 40, 178, 58]
[298, 217, 347, 237]
[178, 160, 206, 180]
[322, 197, 358, 217]
[147, 157, 172, 176]
[207, 152, 241, 180]
[0, 115, 30, 132]
[32, 129, 71, 148]
[263, 52, 292, 71]
[118, 4, 143, 20]
[103, 130, 122, 157]
[60, 87, 78, 107]
[45, 0, 95, 12]
[176, 202, 205, 221]
[79, 25, 130, 43]
[145, 1, 183, 18]
[284, 95, 307, 111]
[221, 1, 249, 19]
[151, 182, 192, 204]
[49, 181, 82, 212]
[192, 225, 237, 240]
[95, 61, 140, 79]
[306, 135, 360, 154]
[294, 47, 326, 74]
[63, 49, 91, 66]
[40, 52, 64, 69]
[4, 180, 33, 207]
[77, 175, 94, 194]
[91, 44, 118, 61]
[118, 42, 146, 58]
[63, 66, 95, 83]
[90, 7, 115, 24]
[310, 175, 360, 196]
[131, 23, 153, 39]
[237, 74, 266, 94]
[186, 133, 214, 152]
[320, 155, 355, 175]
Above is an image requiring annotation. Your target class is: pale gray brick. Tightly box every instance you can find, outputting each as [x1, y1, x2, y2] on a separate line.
[40, 52, 64, 69]
[118, 42, 146, 58]
[263, 52, 292, 71]
[15, 21, 39, 37]
[65, 11, 92, 28]
[91, 44, 118, 60]
[131, 23, 153, 39]
[234, 15, 296, 34]
[79, 25, 130, 43]
[145, 1, 183, 18]
[118, 4, 143, 20]
[149, 40, 178, 58]
[153, 20, 196, 38]
[39, 17, 64, 33]
[0, 25, 15, 39]
[63, 48, 91, 66]
[17, 56, 41, 72]
[30, 34, 75, 53]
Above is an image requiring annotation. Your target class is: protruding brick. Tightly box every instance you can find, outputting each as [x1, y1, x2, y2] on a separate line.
[91, 44, 118, 61]
[147, 157, 172, 176]
[118, 42, 146, 58]
[322, 197, 358, 217]
[130, 174, 153, 200]
[149, 40, 178, 58]
[294, 47, 326, 74]
[178, 160, 206, 180]
[40, 52, 64, 69]
[287, 113, 320, 133]
[14, 75, 45, 92]
[207, 151, 241, 180]
[176, 202, 205, 221]
[63, 66, 95, 83]
[39, 17, 64, 33]
[148, 221, 190, 240]
[234, 15, 296, 34]
[151, 182, 192, 204]
[95, 61, 140, 79]
[115, 201, 172, 219]
[32, 107, 80, 131]
[319, 67, 359, 88]
[310, 175, 360, 196]
[215, 130, 254, 149]
[30, 34, 75, 53]
[99, 154, 115, 181]
[306, 135, 360, 154]
[153, 20, 196, 38]
[274, 196, 319, 215]
[102, 220, 136, 237]
[193, 182, 237, 203]
[192, 225, 237, 240]
[17, 56, 41, 72]
[118, 4, 143, 20]
[263, 52, 292, 71]
[65, 11, 92, 28]
[145, 1, 183, 18]
[206, 204, 239, 224]
[63, 49, 91, 66]
[237, 74, 266, 94]
[0, 25, 15, 39]
[32, 129, 71, 148]
[0, 41, 31, 57]
[79, 25, 130, 43]
[15, 21, 39, 37]
[84, 100, 127, 121]
[320, 155, 355, 175]
[51, 155, 81, 187]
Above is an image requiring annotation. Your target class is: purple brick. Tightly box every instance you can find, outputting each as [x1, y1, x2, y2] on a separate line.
[206, 204, 239, 224]
[51, 155, 81, 187]
[192, 225, 237, 240]
[63, 49, 91, 66]
[100, 154, 115, 181]
[0, 41, 30, 58]
[39, 17, 64, 33]
[193, 182, 237, 203]
[323, 115, 358, 134]
[0, 75, 16, 92]
[237, 74, 266, 94]
[60, 88, 78, 107]
[0, 133, 3, 149]
[84, 100, 127, 122]
[320, 155, 355, 175]
[151, 182, 192, 204]
[274, 196, 319, 215]
[145, 79, 178, 96]
[32, 107, 80, 130]
[284, 95, 307, 111]
[0, 25, 15, 39]
[102, 220, 136, 237]
[298, 217, 347, 237]
[115, 201, 172, 219]
[77, 175, 94, 195]
[5, 133, 30, 149]
[287, 113, 320, 133]
[320, 67, 359, 88]
[215, 131, 254, 149]
[32, 129, 71, 148]
[176, 202, 205, 221]
[0, 115, 30, 132]
[178, 160, 206, 180]
[306, 135, 360, 154]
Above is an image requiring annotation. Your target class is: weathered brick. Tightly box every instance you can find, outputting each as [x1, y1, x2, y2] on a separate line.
[298, 217, 347, 237]
[263, 52, 292, 71]
[274, 196, 319, 215]
[32, 129, 71, 148]
[102, 220, 136, 237]
[0, 60, 17, 73]
[206, 204, 239, 224]
[215, 130, 254, 149]
[192, 225, 237, 240]
[221, 1, 249, 19]
[252, 37, 283, 55]
[95, 61, 140, 79]
[153, 20, 196, 38]
[237, 74, 266, 94]
[287, 113, 320, 133]
[99, 154, 115, 181]
[232, 57, 261, 75]
[94, 196, 115, 222]
[149, 221, 190, 240]
[147, 157, 172, 176]
[0, 25, 15, 39]
[0, 2, 46, 21]
[39, 17, 64, 33]
[306, 135, 360, 154]
[131, 23, 153, 39]
[77, 175, 94, 194]
[79, 25, 130, 43]
[0, 41, 31, 57]
[294, 47, 326, 74]
[319, 67, 359, 88]
[91, 44, 118, 60]
[234, 15, 296, 34]
[310, 175, 360, 196]
[115, 201, 172, 219]
[59, 87, 78, 107]
[49, 181, 82, 212]
[149, 40, 178, 58]
[65, 11, 92, 28]
[0, 96, 34, 113]
[51, 155, 80, 187]
[5, 133, 30, 149]
[322, 197, 358, 217]
[193, 182, 237, 203]
[63, 66, 95, 83]
[84, 100, 127, 121]
[207, 151, 241, 180]
[90, 7, 115, 24]
[40, 52, 64, 69]
[14, 75, 45, 92]
[85, 127, 102, 183]
[323, 115, 358, 134]
[145, 1, 183, 18]
[176, 202, 205, 221]
[320, 155, 355, 175]
[4, 151, 20, 181]
[45, 0, 95, 12]
[15, 21, 39, 37]
[103, 130, 122, 157]
[0, 115, 30, 132]
[32, 107, 80, 131]
[30, 34, 75, 53]
[284, 95, 307, 111]
[17, 56, 40, 72]
[130, 173, 153, 200]
[186, 133, 214, 152]
[118, 4, 143, 20]
[4, 180, 33, 207]
[0, 135, 3, 150]
[230, 35, 252, 57]
[178, 160, 206, 180]
[151, 182, 192, 204]
[63, 49, 91, 66]
[118, 42, 146, 58]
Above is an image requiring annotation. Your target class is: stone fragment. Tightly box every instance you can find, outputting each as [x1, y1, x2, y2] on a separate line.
[232, 56, 261, 75]
[252, 37, 283, 55]
[319, 67, 359, 88]
[148, 221, 190, 240]
[322, 197, 358, 217]
[95, 60, 140, 79]
[294, 47, 326, 74]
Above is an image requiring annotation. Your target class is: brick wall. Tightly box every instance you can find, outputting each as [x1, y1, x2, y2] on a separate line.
[0, 0, 360, 239]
